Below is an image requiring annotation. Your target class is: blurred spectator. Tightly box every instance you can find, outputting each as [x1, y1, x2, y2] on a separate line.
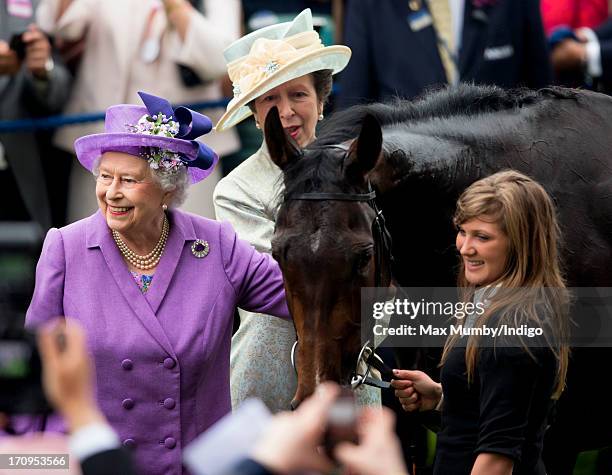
[6, 319, 408, 475]
[337, 0, 552, 108]
[36, 0, 241, 222]
[186, 381, 408, 475]
[541, 0, 608, 36]
[549, 15, 612, 92]
[0, 1, 71, 231]
[236, 384, 409, 475]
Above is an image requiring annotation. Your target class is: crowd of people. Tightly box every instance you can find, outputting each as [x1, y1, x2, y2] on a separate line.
[1, 1, 611, 474]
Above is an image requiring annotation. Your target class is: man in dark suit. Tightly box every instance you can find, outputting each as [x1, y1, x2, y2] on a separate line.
[594, 19, 612, 82]
[337, 0, 552, 108]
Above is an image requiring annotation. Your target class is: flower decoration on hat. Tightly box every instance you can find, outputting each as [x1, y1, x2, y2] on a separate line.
[128, 92, 217, 173]
[127, 113, 184, 172]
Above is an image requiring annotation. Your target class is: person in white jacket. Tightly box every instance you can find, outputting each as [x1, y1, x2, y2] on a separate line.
[214, 9, 381, 412]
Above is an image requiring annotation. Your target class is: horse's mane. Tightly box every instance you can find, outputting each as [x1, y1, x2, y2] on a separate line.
[314, 84, 577, 146]
[281, 84, 578, 202]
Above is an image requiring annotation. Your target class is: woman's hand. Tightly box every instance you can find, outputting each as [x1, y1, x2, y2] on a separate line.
[391, 369, 442, 412]
[163, 0, 193, 41]
[23, 25, 53, 80]
[551, 39, 586, 74]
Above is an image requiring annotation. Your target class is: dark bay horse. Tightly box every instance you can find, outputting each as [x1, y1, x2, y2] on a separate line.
[266, 84, 612, 472]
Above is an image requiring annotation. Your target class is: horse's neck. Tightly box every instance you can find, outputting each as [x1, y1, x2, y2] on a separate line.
[371, 129, 482, 197]
[370, 130, 480, 287]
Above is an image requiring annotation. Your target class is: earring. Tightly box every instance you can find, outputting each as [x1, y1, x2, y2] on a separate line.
[318, 113, 324, 121]
[255, 121, 261, 129]
[162, 203, 168, 211]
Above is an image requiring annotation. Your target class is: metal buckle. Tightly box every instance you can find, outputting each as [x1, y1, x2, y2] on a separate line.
[290, 340, 299, 375]
[351, 341, 373, 389]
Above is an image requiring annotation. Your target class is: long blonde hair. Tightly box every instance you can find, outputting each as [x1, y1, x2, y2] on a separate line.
[441, 170, 569, 398]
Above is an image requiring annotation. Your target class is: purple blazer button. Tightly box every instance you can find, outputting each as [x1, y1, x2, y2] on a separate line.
[163, 357, 176, 369]
[122, 398, 135, 410]
[121, 359, 133, 370]
[164, 437, 176, 449]
[123, 438, 136, 448]
[163, 398, 176, 409]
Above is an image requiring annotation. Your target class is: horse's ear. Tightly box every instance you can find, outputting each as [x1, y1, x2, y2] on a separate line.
[346, 113, 382, 182]
[264, 106, 302, 170]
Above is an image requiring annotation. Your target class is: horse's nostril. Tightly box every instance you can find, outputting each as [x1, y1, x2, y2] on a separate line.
[290, 398, 301, 411]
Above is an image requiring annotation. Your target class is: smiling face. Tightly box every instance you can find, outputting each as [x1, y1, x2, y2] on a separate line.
[456, 217, 510, 286]
[253, 74, 322, 147]
[96, 152, 170, 240]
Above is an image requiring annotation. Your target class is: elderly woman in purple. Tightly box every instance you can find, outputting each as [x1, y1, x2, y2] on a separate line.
[26, 92, 289, 475]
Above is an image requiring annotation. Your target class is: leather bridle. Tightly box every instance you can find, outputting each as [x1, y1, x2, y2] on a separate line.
[286, 168, 395, 390]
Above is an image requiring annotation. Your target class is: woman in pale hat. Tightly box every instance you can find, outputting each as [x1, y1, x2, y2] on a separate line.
[214, 9, 380, 411]
[25, 92, 290, 475]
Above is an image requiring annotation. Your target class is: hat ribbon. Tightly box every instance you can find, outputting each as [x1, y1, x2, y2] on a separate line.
[137, 91, 217, 171]
[227, 31, 322, 101]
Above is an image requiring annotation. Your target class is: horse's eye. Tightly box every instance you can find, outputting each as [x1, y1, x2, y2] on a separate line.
[271, 249, 281, 263]
[355, 248, 374, 271]
[271, 242, 288, 264]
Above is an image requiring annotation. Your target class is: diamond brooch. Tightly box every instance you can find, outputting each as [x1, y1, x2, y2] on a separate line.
[191, 239, 209, 258]
[262, 60, 280, 75]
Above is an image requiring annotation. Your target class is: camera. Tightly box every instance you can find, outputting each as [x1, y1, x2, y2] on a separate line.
[324, 387, 358, 458]
[9, 32, 27, 61]
[0, 327, 50, 414]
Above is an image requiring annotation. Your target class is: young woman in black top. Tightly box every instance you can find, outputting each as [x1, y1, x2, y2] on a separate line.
[392, 170, 569, 475]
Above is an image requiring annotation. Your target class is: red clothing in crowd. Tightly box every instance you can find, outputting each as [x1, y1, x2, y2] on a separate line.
[541, 0, 608, 35]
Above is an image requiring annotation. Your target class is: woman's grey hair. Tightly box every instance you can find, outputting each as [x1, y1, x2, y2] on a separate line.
[153, 167, 189, 207]
[92, 154, 190, 207]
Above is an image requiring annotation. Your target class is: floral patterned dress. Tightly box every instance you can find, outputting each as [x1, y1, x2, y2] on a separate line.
[131, 271, 154, 293]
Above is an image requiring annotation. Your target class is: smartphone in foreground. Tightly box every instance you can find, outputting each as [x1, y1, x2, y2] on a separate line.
[324, 387, 358, 458]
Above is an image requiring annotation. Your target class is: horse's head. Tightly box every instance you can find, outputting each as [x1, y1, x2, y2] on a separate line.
[265, 107, 391, 406]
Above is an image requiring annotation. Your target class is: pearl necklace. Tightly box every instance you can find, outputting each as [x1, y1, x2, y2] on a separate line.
[112, 215, 169, 270]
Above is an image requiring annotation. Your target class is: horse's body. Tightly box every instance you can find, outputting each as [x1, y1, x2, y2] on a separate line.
[265, 85, 612, 472]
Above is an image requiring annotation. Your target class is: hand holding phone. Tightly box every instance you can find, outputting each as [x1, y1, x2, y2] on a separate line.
[334, 406, 409, 475]
[250, 382, 339, 474]
[21, 25, 54, 79]
[324, 386, 358, 459]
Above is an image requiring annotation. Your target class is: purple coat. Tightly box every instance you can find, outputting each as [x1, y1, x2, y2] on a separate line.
[26, 209, 289, 475]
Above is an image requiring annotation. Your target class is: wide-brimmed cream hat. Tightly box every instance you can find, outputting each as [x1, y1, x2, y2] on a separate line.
[215, 9, 351, 131]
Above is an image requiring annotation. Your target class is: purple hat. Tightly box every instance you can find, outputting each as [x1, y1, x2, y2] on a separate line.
[74, 92, 218, 184]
